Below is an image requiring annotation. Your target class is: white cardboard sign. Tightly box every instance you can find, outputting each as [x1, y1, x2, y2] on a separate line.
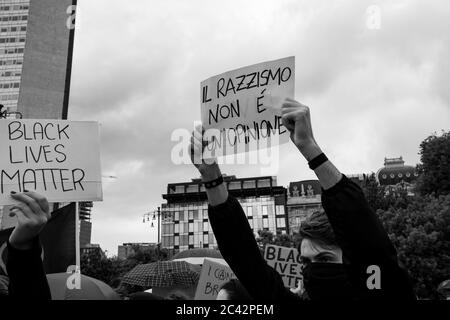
[200, 56, 295, 156]
[0, 119, 102, 205]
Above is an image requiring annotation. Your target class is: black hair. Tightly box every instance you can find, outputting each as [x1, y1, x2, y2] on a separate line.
[298, 210, 338, 250]
[219, 279, 252, 300]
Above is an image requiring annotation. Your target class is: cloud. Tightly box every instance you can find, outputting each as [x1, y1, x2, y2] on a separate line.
[67, 0, 450, 255]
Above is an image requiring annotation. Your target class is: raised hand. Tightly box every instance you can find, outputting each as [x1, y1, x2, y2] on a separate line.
[8, 191, 51, 250]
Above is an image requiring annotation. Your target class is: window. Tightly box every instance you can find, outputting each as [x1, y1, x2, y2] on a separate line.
[247, 206, 253, 217]
[174, 224, 179, 233]
[188, 210, 194, 220]
[203, 234, 209, 244]
[174, 236, 179, 246]
[174, 211, 179, 221]
[277, 218, 286, 228]
[202, 209, 208, 219]
[276, 205, 285, 215]
[189, 235, 194, 245]
[263, 218, 269, 228]
[203, 221, 209, 232]
[193, 210, 199, 220]
[262, 205, 268, 215]
[189, 222, 194, 232]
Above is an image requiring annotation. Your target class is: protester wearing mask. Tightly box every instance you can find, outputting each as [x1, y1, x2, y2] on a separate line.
[189, 98, 416, 300]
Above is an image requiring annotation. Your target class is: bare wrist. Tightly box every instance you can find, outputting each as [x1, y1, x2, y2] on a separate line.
[298, 143, 323, 161]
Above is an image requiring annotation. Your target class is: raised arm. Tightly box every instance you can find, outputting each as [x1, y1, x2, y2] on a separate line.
[190, 126, 297, 300]
[281, 99, 415, 299]
[7, 191, 51, 300]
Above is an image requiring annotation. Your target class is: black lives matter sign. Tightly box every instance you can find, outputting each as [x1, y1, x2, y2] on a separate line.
[0, 120, 102, 205]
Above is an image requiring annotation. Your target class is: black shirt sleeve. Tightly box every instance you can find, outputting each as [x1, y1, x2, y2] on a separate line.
[209, 196, 300, 300]
[7, 237, 51, 300]
[321, 175, 416, 300]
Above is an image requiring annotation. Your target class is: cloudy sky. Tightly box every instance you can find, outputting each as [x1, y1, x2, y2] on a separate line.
[68, 0, 450, 256]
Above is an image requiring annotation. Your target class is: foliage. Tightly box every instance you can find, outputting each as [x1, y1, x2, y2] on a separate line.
[375, 194, 450, 299]
[416, 130, 450, 196]
[81, 244, 169, 291]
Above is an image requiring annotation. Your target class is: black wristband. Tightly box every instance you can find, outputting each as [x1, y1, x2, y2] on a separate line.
[204, 175, 224, 189]
[308, 153, 328, 170]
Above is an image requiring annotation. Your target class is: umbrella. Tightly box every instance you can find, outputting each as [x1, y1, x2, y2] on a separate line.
[172, 248, 223, 260]
[172, 257, 228, 266]
[46, 273, 120, 300]
[122, 261, 201, 288]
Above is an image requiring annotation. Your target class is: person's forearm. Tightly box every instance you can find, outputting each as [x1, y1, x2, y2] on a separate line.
[200, 163, 229, 206]
[298, 143, 342, 190]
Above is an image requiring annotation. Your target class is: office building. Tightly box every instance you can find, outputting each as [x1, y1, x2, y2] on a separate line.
[161, 175, 288, 256]
[0, 0, 76, 119]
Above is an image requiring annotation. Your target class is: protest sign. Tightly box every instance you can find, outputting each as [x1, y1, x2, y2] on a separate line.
[264, 244, 302, 289]
[0, 119, 102, 205]
[200, 56, 295, 156]
[194, 258, 236, 300]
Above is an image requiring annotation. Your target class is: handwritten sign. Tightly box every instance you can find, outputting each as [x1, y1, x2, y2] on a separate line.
[201, 56, 295, 156]
[0, 119, 102, 205]
[264, 244, 302, 289]
[194, 259, 236, 300]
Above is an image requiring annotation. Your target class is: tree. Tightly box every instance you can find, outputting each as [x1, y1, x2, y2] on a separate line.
[80, 244, 169, 288]
[361, 173, 409, 212]
[376, 194, 450, 299]
[416, 130, 450, 196]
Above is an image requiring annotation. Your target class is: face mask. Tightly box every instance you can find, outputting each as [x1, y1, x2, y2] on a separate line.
[302, 262, 353, 300]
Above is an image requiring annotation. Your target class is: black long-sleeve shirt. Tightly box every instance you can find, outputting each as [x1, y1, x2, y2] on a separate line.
[208, 175, 416, 300]
[6, 238, 51, 300]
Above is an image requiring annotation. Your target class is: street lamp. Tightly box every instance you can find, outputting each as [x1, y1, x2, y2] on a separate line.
[143, 207, 162, 244]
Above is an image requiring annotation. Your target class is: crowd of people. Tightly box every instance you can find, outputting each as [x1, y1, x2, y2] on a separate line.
[1, 98, 417, 300]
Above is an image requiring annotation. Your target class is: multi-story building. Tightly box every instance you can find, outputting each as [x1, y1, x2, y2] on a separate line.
[0, 0, 76, 119]
[0, 0, 29, 112]
[286, 180, 322, 234]
[160, 175, 288, 256]
[117, 242, 158, 260]
[376, 157, 418, 190]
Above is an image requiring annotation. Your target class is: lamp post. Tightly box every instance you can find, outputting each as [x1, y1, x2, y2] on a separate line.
[143, 207, 161, 244]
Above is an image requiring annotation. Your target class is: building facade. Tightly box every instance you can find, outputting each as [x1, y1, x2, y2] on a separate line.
[376, 157, 418, 195]
[0, 0, 29, 112]
[0, 0, 76, 119]
[160, 175, 288, 256]
[286, 180, 322, 235]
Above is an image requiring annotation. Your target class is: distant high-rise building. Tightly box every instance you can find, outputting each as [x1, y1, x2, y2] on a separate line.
[0, 0, 77, 119]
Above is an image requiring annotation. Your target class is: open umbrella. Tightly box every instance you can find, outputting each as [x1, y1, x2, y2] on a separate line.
[122, 261, 201, 288]
[46, 273, 120, 300]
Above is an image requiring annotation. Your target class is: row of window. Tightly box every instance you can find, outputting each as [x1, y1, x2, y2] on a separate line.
[0, 71, 21, 77]
[163, 204, 285, 222]
[162, 216, 286, 238]
[161, 233, 217, 248]
[0, 36, 26, 43]
[1, 47, 24, 55]
[0, 93, 19, 101]
[0, 15, 28, 22]
[0, 26, 26, 33]
[0, 5, 29, 12]
[381, 172, 418, 179]
[162, 221, 210, 234]
[0, 82, 20, 89]
[0, 58, 23, 65]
